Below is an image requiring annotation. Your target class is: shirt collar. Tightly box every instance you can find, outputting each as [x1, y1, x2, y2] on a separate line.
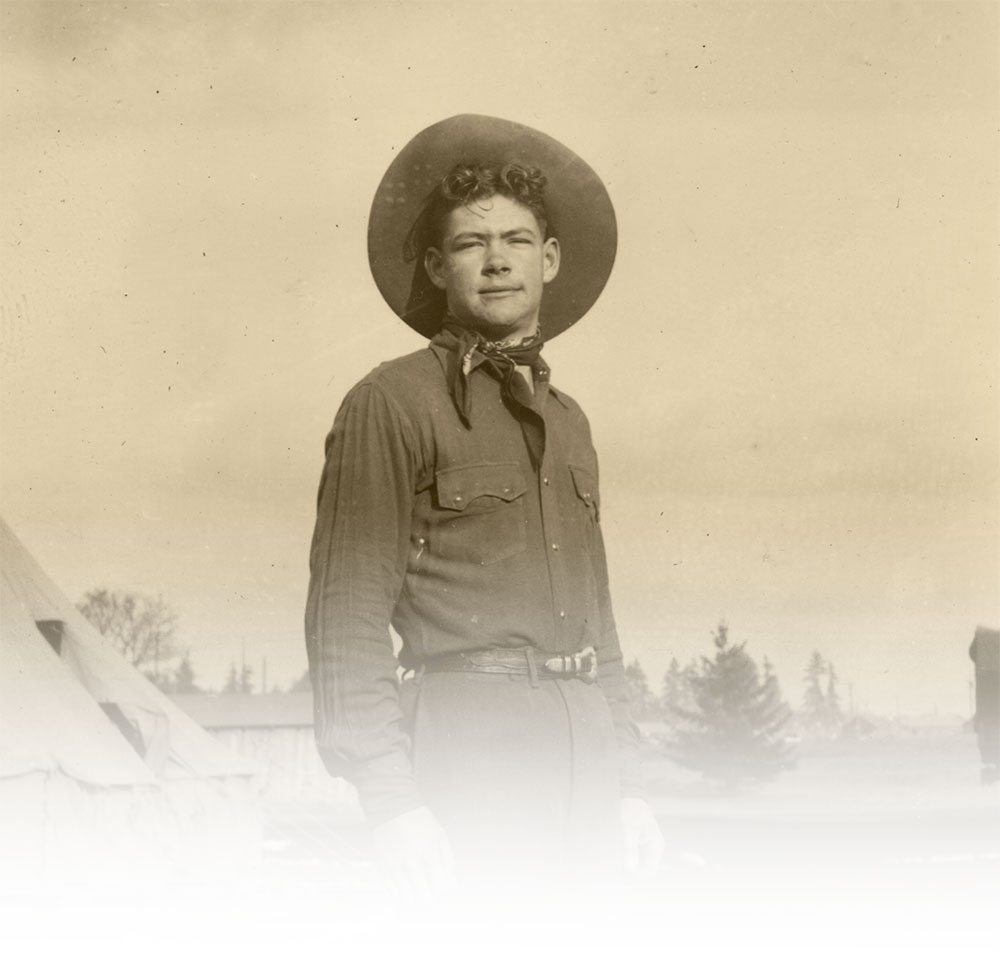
[427, 336, 567, 409]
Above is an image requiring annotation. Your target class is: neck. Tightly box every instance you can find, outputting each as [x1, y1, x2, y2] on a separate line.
[445, 312, 538, 345]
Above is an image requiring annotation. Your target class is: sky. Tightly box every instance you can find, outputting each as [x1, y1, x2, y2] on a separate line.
[1, 1, 997, 715]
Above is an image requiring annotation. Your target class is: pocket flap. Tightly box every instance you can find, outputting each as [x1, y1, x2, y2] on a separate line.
[570, 465, 599, 508]
[436, 463, 527, 511]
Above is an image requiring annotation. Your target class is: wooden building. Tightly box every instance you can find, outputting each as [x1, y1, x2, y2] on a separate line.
[173, 691, 359, 805]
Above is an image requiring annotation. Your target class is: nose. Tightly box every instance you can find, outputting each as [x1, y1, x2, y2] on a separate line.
[482, 243, 511, 276]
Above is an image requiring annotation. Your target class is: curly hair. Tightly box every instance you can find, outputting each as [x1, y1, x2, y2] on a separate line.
[404, 162, 553, 263]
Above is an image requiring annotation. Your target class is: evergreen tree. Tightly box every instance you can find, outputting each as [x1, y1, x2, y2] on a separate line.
[624, 658, 659, 720]
[239, 661, 254, 694]
[222, 661, 254, 694]
[802, 651, 828, 725]
[801, 651, 843, 737]
[825, 662, 843, 727]
[661, 657, 697, 734]
[661, 657, 684, 712]
[222, 663, 240, 694]
[667, 623, 795, 786]
[759, 657, 789, 733]
[171, 653, 202, 694]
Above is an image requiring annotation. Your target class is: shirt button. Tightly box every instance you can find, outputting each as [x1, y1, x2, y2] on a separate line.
[542, 477, 550, 486]
[559, 610, 566, 619]
[417, 537, 426, 545]
[551, 543, 560, 551]
[454, 495, 463, 504]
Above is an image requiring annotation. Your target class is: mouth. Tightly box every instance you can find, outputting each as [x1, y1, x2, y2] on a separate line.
[479, 286, 520, 296]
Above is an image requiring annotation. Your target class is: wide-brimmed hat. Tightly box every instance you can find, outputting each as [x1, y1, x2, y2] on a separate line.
[367, 114, 617, 340]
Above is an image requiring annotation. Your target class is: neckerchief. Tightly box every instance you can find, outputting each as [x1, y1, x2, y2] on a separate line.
[433, 317, 548, 469]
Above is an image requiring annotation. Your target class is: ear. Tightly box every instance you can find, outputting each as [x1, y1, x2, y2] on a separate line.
[424, 247, 448, 291]
[542, 237, 560, 285]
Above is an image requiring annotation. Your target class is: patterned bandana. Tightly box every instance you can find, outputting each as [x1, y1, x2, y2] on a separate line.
[433, 316, 549, 469]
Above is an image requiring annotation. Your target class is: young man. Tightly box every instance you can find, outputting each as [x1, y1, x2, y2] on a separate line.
[306, 115, 663, 898]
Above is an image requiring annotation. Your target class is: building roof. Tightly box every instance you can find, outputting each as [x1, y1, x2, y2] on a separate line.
[172, 691, 315, 729]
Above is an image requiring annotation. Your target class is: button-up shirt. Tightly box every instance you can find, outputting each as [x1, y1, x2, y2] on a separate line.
[305, 331, 641, 823]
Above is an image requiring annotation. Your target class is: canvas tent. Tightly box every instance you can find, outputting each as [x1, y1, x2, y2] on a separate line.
[0, 515, 260, 883]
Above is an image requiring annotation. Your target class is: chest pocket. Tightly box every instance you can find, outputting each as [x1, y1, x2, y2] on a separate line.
[569, 466, 600, 523]
[569, 465, 600, 552]
[434, 463, 528, 565]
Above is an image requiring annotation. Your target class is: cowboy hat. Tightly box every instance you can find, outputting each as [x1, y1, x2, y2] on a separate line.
[367, 114, 617, 339]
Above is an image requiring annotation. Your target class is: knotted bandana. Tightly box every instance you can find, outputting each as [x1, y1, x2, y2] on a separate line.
[433, 317, 549, 469]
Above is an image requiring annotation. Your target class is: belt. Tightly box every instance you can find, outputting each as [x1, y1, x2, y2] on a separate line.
[418, 645, 597, 687]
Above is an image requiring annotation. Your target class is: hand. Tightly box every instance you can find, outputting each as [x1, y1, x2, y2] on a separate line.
[371, 806, 456, 902]
[620, 796, 665, 878]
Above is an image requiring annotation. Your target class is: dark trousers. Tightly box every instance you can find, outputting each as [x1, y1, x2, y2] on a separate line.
[408, 670, 623, 892]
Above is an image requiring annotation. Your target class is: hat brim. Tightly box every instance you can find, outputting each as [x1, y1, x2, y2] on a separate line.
[367, 114, 617, 340]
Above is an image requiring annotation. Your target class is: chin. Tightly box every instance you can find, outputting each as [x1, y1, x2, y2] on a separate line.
[469, 318, 527, 342]
[467, 306, 536, 340]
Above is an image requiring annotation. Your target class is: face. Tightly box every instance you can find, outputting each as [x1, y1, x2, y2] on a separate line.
[424, 194, 560, 342]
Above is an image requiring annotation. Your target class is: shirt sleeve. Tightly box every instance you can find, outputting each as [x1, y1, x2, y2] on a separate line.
[304, 379, 424, 825]
[590, 518, 646, 799]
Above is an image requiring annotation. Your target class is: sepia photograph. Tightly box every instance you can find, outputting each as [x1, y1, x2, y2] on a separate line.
[1, 1, 997, 964]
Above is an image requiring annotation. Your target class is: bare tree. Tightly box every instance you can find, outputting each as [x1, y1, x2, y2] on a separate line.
[77, 587, 178, 682]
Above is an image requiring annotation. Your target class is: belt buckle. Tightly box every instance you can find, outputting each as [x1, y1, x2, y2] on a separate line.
[542, 645, 597, 683]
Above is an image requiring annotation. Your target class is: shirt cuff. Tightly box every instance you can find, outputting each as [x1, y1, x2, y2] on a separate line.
[617, 738, 646, 800]
[347, 749, 425, 827]
[611, 704, 646, 799]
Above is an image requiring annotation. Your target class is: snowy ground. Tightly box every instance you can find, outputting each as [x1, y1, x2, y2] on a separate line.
[636, 731, 999, 961]
[4, 731, 997, 968]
